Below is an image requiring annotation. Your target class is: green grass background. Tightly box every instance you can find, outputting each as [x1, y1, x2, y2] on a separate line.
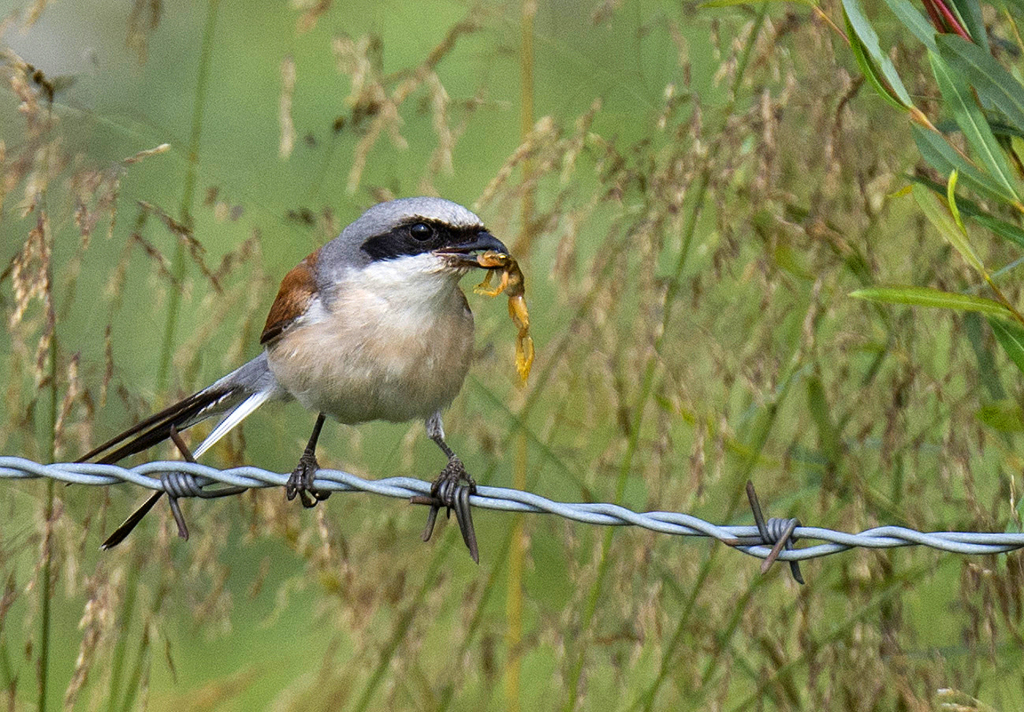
[1, 0, 1023, 709]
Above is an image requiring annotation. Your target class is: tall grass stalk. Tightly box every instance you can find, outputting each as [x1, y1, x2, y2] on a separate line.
[505, 2, 537, 710]
[156, 0, 222, 395]
[563, 7, 770, 707]
[350, 542, 454, 712]
[36, 97, 57, 712]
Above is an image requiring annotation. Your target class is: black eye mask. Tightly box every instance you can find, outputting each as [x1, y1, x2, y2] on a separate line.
[360, 221, 483, 262]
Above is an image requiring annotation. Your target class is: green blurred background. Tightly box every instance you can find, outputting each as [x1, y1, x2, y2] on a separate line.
[2, 0, 1023, 709]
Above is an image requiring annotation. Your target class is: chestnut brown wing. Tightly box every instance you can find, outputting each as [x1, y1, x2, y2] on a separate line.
[260, 247, 321, 345]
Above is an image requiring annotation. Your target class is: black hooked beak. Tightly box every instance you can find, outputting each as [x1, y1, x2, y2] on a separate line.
[436, 230, 509, 267]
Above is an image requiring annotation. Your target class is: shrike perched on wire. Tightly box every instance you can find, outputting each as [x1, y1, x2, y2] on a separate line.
[80, 197, 509, 561]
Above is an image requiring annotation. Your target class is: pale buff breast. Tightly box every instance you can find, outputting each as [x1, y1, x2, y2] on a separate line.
[265, 263, 475, 425]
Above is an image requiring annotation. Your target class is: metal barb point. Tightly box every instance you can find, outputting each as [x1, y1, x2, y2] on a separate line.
[167, 425, 194, 540]
[760, 519, 798, 575]
[745, 480, 805, 585]
[160, 426, 248, 540]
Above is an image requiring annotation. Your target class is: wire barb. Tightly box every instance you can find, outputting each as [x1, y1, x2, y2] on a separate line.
[744, 481, 804, 584]
[166, 425, 195, 540]
[4, 457, 1024, 571]
[161, 425, 248, 540]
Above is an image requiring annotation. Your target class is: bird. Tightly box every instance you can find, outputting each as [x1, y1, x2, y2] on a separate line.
[80, 196, 509, 558]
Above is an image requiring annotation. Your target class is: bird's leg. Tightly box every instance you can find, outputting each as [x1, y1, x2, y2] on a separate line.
[286, 412, 331, 508]
[421, 411, 478, 562]
[425, 411, 476, 493]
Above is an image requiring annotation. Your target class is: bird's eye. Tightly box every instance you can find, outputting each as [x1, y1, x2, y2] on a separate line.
[410, 222, 433, 241]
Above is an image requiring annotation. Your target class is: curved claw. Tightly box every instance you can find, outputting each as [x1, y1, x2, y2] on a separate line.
[453, 484, 478, 563]
[416, 457, 480, 562]
[286, 451, 330, 508]
[421, 501, 441, 542]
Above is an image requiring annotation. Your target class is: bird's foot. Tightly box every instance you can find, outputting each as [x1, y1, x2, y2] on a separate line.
[285, 450, 331, 508]
[432, 456, 476, 505]
[416, 456, 479, 563]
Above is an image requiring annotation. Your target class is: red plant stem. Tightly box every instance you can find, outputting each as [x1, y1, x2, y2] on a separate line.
[930, 0, 973, 40]
[920, 0, 945, 32]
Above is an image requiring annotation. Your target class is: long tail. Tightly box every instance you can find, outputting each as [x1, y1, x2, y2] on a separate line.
[81, 353, 281, 548]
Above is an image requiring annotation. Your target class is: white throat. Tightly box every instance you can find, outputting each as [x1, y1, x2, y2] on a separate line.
[350, 253, 467, 315]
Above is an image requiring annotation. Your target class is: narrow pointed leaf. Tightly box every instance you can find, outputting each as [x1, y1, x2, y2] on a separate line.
[912, 124, 1019, 203]
[947, 170, 965, 229]
[914, 182, 986, 272]
[975, 401, 1024, 431]
[909, 174, 1024, 251]
[937, 34, 1024, 133]
[850, 286, 1011, 316]
[842, 0, 915, 108]
[989, 316, 1024, 375]
[971, 213, 1024, 250]
[882, 0, 938, 52]
[947, 0, 989, 51]
[844, 18, 910, 110]
[1003, 0, 1024, 19]
[930, 52, 1019, 201]
[988, 120, 1024, 140]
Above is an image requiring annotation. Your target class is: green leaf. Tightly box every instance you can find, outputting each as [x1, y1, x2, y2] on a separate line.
[1003, 0, 1024, 19]
[989, 316, 1024, 375]
[914, 182, 986, 272]
[971, 213, 1024, 250]
[937, 34, 1024, 134]
[947, 0, 989, 52]
[987, 120, 1024, 140]
[842, 0, 915, 108]
[912, 124, 1019, 203]
[930, 52, 1019, 201]
[947, 170, 965, 228]
[850, 286, 1011, 316]
[909, 174, 1024, 251]
[844, 19, 910, 110]
[881, 0, 938, 52]
[975, 400, 1024, 431]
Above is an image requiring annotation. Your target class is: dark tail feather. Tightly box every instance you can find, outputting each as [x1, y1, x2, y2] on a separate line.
[77, 387, 233, 465]
[82, 353, 277, 548]
[82, 387, 233, 549]
[100, 491, 164, 549]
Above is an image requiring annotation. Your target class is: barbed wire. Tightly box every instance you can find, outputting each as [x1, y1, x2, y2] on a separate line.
[3, 457, 1023, 580]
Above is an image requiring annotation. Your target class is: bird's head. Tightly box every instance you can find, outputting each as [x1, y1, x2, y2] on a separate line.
[319, 197, 508, 287]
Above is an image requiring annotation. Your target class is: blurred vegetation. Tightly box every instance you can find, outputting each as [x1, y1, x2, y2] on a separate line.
[2, 0, 1024, 709]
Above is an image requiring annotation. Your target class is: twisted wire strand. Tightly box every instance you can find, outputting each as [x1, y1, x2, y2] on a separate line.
[3, 456, 1023, 563]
